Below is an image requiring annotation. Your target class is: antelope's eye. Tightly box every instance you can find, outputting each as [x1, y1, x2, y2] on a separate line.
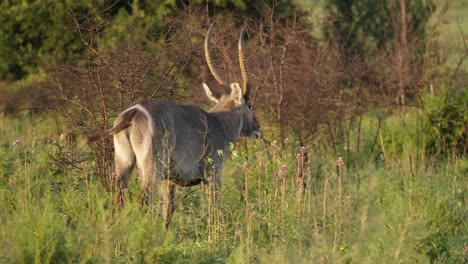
[247, 104, 253, 111]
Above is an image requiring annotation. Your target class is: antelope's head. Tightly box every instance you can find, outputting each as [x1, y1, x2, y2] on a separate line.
[202, 24, 262, 140]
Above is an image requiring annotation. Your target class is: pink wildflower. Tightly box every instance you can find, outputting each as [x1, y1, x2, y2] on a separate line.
[257, 162, 264, 169]
[300, 146, 306, 154]
[278, 164, 288, 178]
[336, 156, 345, 167]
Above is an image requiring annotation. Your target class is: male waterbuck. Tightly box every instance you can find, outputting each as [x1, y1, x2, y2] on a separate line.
[89, 24, 261, 227]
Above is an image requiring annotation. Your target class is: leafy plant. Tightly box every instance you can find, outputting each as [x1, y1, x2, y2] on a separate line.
[424, 88, 467, 157]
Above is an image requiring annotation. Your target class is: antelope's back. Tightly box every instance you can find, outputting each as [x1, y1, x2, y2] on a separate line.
[138, 99, 229, 176]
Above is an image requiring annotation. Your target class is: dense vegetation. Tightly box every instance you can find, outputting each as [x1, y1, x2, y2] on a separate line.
[0, 97, 466, 262]
[0, 0, 466, 263]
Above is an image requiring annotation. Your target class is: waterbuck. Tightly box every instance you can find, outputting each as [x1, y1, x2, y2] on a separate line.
[89, 24, 261, 228]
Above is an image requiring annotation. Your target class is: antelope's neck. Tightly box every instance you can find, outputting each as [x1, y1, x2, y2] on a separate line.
[212, 109, 242, 143]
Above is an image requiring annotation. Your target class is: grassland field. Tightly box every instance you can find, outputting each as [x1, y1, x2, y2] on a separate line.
[0, 100, 466, 263]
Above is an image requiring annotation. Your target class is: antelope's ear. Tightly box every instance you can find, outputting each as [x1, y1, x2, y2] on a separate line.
[229, 83, 243, 103]
[202, 83, 219, 104]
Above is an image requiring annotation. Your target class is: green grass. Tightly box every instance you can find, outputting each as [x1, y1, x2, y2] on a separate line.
[0, 105, 466, 263]
[441, 0, 468, 73]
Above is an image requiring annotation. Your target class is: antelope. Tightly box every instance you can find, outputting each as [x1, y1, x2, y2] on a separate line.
[89, 24, 261, 228]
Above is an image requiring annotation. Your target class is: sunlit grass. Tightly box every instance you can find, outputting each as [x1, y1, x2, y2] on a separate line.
[0, 109, 466, 263]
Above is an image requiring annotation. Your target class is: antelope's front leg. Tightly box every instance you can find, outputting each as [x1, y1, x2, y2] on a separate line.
[162, 180, 176, 229]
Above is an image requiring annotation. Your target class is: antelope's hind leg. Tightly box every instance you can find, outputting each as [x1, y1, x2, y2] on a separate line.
[114, 132, 135, 206]
[135, 147, 159, 205]
[131, 129, 161, 206]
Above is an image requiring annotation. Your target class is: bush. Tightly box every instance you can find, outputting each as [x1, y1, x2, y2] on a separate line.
[424, 87, 467, 157]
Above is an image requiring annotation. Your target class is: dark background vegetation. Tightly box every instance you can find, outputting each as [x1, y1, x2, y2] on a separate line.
[1, 0, 465, 168]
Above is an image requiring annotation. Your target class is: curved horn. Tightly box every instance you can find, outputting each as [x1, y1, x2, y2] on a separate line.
[238, 25, 251, 100]
[205, 23, 228, 87]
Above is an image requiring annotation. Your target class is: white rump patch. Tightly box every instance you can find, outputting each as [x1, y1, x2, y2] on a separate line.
[114, 104, 154, 167]
[123, 104, 154, 136]
[114, 132, 133, 167]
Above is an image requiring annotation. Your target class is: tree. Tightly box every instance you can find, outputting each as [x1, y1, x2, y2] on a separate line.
[0, 0, 84, 79]
[324, 0, 436, 105]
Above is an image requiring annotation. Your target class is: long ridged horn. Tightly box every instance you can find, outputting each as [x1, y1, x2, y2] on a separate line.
[205, 23, 228, 87]
[238, 25, 251, 100]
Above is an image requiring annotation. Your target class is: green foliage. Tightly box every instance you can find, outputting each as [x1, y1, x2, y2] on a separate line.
[424, 87, 467, 157]
[0, 0, 178, 80]
[188, 0, 300, 19]
[0, 114, 466, 263]
[329, 83, 466, 172]
[0, 0, 84, 79]
[324, 0, 435, 54]
[0, 0, 304, 81]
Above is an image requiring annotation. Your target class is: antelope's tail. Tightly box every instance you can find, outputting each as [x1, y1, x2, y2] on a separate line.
[85, 109, 138, 144]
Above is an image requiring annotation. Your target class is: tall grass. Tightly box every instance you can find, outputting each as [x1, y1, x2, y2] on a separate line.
[0, 107, 466, 263]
